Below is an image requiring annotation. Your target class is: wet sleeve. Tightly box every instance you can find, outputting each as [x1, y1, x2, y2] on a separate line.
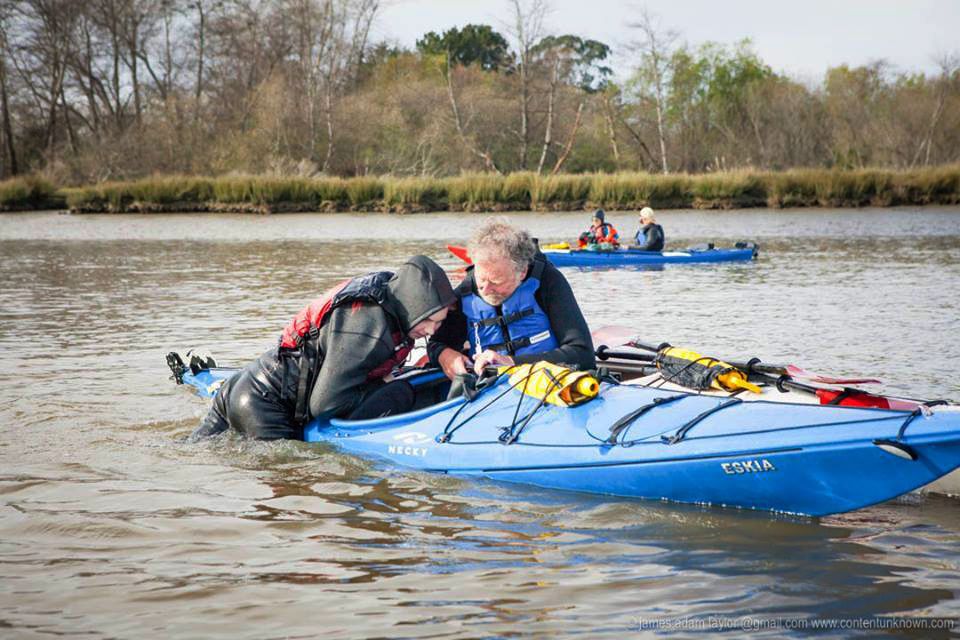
[513, 265, 596, 371]
[653, 225, 665, 249]
[427, 298, 469, 367]
[308, 305, 395, 419]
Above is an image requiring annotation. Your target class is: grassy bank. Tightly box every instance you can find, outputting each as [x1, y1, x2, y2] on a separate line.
[3, 166, 959, 214]
[0, 176, 64, 211]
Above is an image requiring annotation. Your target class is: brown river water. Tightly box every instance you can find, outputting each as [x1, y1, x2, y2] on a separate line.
[1, 208, 959, 638]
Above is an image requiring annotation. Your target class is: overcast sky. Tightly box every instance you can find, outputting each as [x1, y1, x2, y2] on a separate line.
[374, 0, 959, 83]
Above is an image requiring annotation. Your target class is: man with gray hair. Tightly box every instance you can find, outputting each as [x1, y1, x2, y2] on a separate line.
[428, 216, 595, 379]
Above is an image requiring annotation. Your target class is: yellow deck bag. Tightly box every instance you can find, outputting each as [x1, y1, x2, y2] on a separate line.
[504, 361, 599, 407]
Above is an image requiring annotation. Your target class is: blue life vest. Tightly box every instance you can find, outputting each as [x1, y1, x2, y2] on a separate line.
[461, 260, 559, 357]
[634, 223, 664, 251]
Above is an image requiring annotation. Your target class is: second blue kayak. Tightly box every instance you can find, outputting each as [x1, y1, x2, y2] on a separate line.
[543, 245, 758, 267]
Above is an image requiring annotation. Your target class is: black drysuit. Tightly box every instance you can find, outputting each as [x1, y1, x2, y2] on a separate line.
[194, 256, 455, 440]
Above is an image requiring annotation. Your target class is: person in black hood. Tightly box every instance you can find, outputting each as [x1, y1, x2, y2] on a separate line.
[193, 255, 456, 441]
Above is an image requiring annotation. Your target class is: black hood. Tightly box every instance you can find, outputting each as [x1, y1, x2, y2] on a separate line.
[385, 255, 456, 334]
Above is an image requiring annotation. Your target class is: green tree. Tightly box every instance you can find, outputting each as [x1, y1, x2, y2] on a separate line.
[531, 34, 612, 92]
[657, 40, 775, 170]
[416, 24, 512, 72]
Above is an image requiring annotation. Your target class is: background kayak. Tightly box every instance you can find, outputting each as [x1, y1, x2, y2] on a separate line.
[542, 245, 758, 267]
[447, 242, 759, 267]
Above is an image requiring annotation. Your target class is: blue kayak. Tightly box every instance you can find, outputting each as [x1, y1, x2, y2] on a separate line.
[543, 245, 758, 268]
[175, 365, 960, 517]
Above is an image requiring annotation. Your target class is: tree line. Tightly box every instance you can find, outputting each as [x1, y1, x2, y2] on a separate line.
[0, 0, 957, 185]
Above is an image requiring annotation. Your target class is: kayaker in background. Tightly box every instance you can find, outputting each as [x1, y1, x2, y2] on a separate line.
[577, 209, 620, 249]
[192, 256, 456, 440]
[429, 217, 595, 380]
[633, 207, 665, 251]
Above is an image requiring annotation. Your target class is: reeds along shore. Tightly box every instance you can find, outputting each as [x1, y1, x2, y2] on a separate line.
[2, 167, 959, 213]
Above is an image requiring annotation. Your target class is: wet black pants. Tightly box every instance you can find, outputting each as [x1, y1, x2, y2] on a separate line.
[192, 352, 415, 441]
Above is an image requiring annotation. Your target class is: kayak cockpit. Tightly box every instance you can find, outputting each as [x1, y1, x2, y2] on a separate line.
[304, 367, 465, 441]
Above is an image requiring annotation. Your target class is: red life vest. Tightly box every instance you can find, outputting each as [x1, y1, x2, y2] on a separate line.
[279, 271, 413, 381]
[280, 279, 352, 349]
[578, 222, 620, 248]
[592, 222, 619, 244]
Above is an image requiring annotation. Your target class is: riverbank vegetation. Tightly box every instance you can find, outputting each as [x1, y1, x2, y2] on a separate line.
[0, 175, 62, 210]
[1, 2, 957, 207]
[57, 166, 960, 213]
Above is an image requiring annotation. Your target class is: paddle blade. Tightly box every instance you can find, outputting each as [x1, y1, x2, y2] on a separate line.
[815, 389, 891, 409]
[447, 244, 471, 264]
[590, 325, 642, 349]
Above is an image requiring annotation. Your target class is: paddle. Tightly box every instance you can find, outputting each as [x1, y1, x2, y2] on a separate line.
[591, 325, 881, 385]
[592, 344, 917, 408]
[591, 325, 923, 408]
[719, 366, 919, 410]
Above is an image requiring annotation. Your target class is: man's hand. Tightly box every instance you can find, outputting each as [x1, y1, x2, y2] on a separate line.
[438, 347, 472, 380]
[472, 349, 514, 376]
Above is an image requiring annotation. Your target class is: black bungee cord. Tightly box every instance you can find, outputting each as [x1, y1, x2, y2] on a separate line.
[438, 365, 582, 445]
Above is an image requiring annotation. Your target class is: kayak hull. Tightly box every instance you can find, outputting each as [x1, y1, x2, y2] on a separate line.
[297, 378, 960, 517]
[478, 440, 960, 516]
[544, 247, 756, 267]
[178, 368, 960, 516]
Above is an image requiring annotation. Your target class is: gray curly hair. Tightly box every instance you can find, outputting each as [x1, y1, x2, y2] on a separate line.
[467, 216, 537, 274]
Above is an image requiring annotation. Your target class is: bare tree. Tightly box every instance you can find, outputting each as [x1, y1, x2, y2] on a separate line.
[134, 0, 184, 102]
[626, 6, 677, 173]
[0, 4, 19, 175]
[505, 0, 549, 170]
[600, 87, 621, 168]
[68, 10, 105, 140]
[10, 0, 84, 154]
[534, 43, 560, 173]
[444, 55, 501, 173]
[87, 0, 126, 129]
[292, 0, 379, 171]
[911, 52, 959, 167]
[120, 0, 153, 126]
[192, 0, 207, 126]
[550, 99, 581, 174]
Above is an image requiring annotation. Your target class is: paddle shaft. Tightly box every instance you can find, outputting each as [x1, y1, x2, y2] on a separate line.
[596, 347, 826, 398]
[621, 340, 791, 377]
[595, 346, 654, 363]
